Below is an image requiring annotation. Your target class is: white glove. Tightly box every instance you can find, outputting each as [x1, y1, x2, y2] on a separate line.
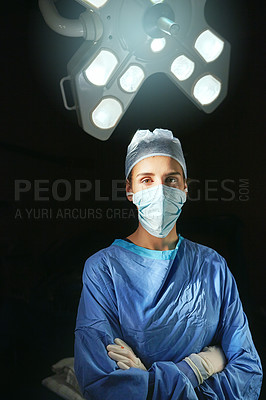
[184, 345, 226, 385]
[107, 338, 147, 371]
[198, 346, 226, 374]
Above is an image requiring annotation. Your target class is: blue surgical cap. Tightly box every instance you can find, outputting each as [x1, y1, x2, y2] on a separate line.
[125, 128, 187, 179]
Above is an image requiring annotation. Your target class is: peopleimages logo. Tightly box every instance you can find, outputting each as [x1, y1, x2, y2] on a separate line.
[13, 178, 250, 221]
[187, 179, 250, 202]
[14, 178, 250, 202]
[14, 207, 136, 221]
[14, 179, 126, 202]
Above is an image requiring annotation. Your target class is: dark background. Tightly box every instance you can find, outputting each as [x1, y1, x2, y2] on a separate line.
[1, 0, 265, 399]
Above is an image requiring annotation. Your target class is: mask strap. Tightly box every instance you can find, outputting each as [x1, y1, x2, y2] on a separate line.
[126, 192, 134, 196]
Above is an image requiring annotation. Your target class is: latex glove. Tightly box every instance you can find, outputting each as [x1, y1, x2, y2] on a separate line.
[184, 345, 226, 385]
[106, 338, 147, 371]
[198, 345, 226, 374]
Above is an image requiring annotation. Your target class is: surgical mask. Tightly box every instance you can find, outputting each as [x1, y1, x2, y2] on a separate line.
[128, 184, 187, 238]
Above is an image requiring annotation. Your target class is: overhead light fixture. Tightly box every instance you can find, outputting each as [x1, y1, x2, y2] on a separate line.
[120, 66, 145, 93]
[195, 30, 225, 63]
[92, 98, 123, 129]
[83, 0, 109, 8]
[39, 0, 231, 140]
[193, 75, 222, 105]
[150, 0, 165, 4]
[150, 38, 166, 53]
[171, 55, 195, 82]
[84, 50, 118, 86]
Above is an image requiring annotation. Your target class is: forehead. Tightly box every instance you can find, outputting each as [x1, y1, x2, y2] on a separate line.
[132, 156, 183, 175]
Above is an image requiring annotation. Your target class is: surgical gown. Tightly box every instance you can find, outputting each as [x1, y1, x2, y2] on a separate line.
[74, 236, 262, 400]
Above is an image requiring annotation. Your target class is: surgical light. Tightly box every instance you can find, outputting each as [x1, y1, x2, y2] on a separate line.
[82, 0, 109, 8]
[39, 0, 231, 140]
[195, 30, 224, 63]
[151, 38, 166, 53]
[92, 98, 123, 129]
[84, 50, 118, 86]
[193, 75, 221, 105]
[120, 66, 145, 93]
[171, 55, 195, 81]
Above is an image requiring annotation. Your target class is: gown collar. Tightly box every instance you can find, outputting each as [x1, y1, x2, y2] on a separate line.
[112, 235, 183, 260]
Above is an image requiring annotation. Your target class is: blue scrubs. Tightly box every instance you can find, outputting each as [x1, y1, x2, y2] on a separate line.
[74, 236, 262, 399]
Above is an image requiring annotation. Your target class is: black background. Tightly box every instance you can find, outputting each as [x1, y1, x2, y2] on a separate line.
[1, 0, 265, 398]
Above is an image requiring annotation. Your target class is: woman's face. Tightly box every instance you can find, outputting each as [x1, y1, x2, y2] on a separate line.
[126, 156, 187, 197]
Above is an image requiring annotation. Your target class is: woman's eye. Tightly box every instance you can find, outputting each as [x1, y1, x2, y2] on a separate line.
[141, 178, 152, 184]
[165, 177, 180, 186]
[166, 177, 177, 183]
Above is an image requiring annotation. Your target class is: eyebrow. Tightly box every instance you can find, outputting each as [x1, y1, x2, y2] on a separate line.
[166, 172, 181, 176]
[136, 171, 181, 177]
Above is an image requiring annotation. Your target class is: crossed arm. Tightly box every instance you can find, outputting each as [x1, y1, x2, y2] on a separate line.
[74, 258, 263, 400]
[107, 338, 226, 387]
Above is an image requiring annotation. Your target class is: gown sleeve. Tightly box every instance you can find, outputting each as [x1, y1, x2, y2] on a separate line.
[192, 261, 263, 400]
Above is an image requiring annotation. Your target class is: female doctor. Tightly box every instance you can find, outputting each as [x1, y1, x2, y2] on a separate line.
[74, 128, 262, 400]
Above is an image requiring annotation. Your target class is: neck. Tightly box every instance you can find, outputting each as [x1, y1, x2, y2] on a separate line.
[127, 224, 179, 251]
